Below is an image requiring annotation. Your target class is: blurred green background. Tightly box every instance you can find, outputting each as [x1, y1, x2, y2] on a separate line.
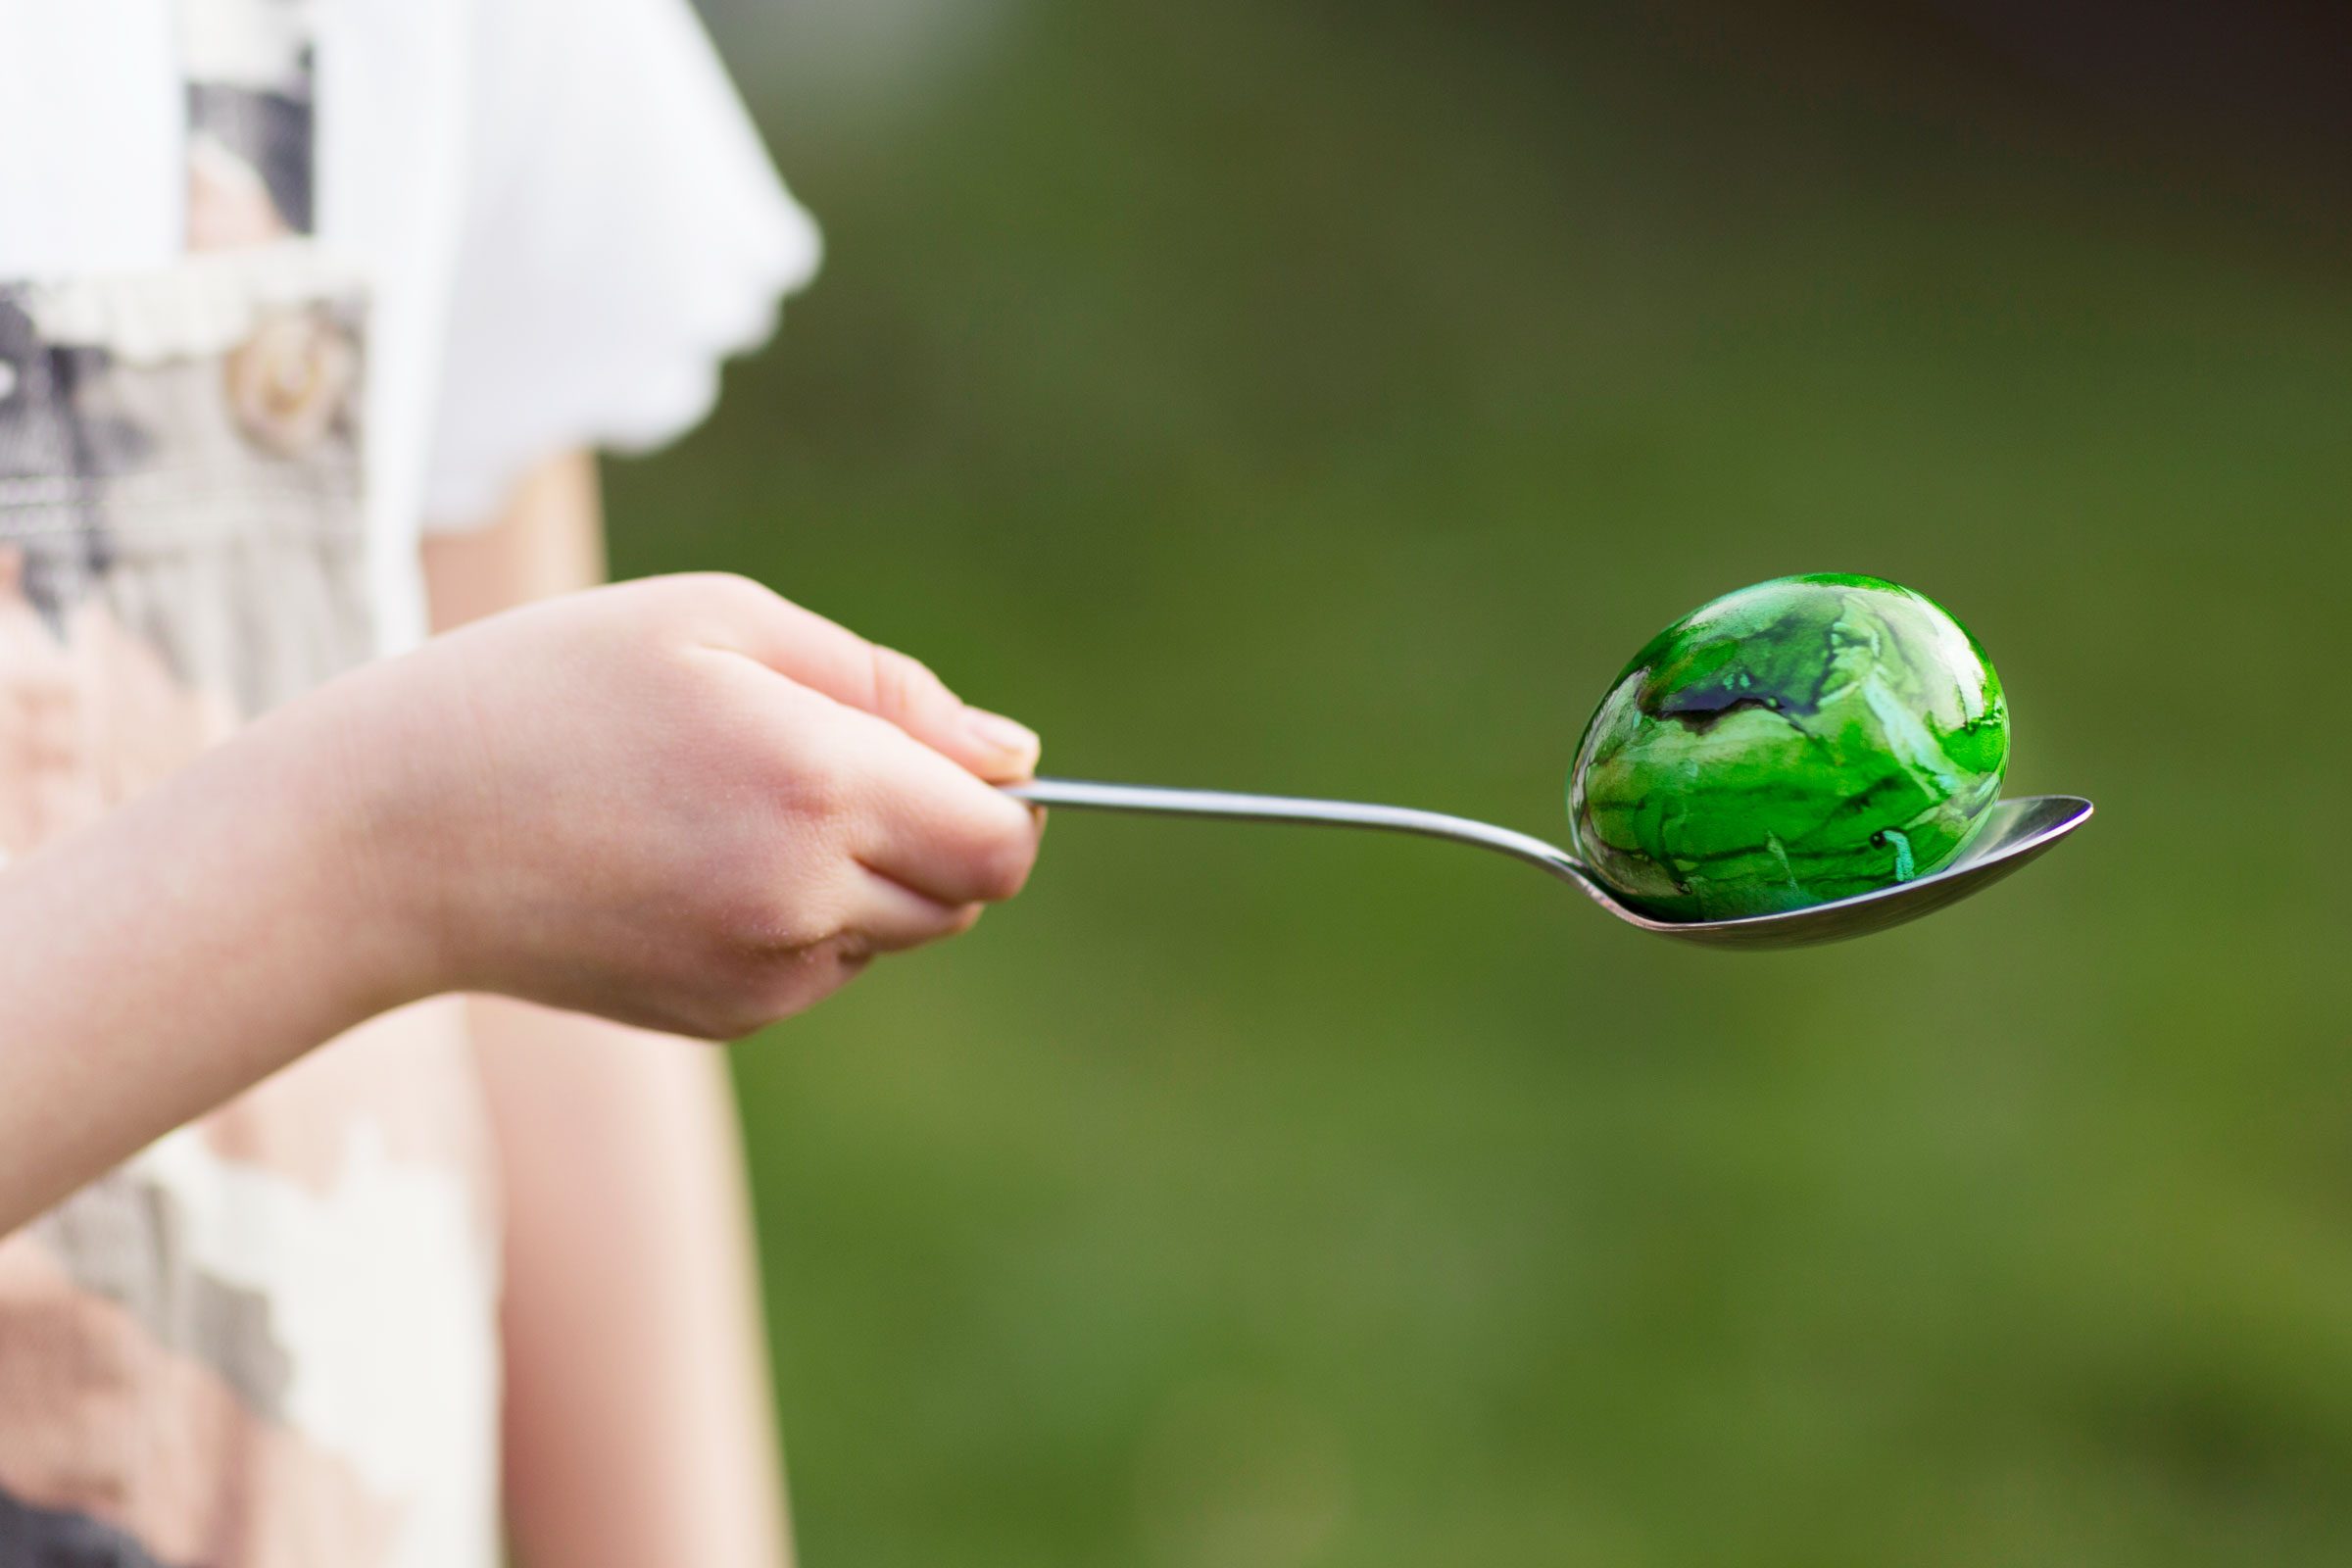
[606, 3, 2352, 1563]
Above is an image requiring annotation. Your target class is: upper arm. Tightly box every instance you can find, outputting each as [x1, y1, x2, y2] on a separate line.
[421, 0, 816, 529]
[421, 449, 608, 630]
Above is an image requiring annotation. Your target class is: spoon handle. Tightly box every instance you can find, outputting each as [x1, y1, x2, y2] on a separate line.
[1002, 777, 1595, 888]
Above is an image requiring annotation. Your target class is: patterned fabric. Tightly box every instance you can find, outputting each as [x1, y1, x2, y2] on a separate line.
[0, 4, 504, 1564]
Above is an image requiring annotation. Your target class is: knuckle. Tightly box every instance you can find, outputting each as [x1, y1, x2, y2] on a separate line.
[753, 933, 870, 1017]
[824, 929, 878, 974]
[866, 644, 946, 722]
[694, 860, 821, 958]
[665, 571, 778, 639]
[685, 570, 772, 611]
[777, 738, 861, 826]
[722, 892, 833, 967]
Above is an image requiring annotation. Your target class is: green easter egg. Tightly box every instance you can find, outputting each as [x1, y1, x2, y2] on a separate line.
[1568, 574, 2008, 922]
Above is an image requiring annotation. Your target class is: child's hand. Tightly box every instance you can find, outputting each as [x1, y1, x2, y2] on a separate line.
[323, 573, 1045, 1039]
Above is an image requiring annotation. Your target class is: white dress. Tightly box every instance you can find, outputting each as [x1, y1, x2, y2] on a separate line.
[0, 2, 815, 1561]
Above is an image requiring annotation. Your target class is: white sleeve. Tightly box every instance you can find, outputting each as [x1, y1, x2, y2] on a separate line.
[420, 0, 820, 528]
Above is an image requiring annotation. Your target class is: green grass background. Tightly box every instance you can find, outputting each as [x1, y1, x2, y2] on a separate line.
[605, 4, 2352, 1562]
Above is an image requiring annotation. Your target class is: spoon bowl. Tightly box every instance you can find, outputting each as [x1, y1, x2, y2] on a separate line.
[1004, 779, 2091, 950]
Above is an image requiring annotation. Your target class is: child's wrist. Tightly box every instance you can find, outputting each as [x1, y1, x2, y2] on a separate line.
[242, 675, 464, 1023]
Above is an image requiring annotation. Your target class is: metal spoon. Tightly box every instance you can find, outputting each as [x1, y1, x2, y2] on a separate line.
[1003, 778, 2091, 950]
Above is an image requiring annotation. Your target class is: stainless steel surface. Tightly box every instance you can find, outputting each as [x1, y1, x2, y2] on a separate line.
[1004, 778, 2092, 950]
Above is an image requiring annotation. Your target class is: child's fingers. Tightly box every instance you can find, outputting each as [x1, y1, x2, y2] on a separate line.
[704, 576, 1041, 782]
[848, 864, 985, 953]
[841, 710, 1044, 907]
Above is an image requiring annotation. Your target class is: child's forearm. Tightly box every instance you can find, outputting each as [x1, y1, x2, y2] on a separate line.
[0, 697, 412, 1235]
[0, 567, 1043, 1239]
